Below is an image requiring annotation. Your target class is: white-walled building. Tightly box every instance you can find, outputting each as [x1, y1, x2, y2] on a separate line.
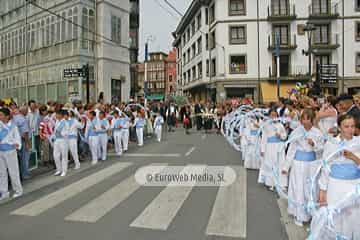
[173, 0, 360, 103]
[0, 0, 131, 104]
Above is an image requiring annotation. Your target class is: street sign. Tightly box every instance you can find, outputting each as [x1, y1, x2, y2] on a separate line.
[319, 64, 338, 87]
[64, 68, 84, 78]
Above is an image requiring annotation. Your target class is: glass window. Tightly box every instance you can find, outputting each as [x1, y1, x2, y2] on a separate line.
[229, 25, 246, 44]
[229, 0, 246, 16]
[68, 9, 73, 40]
[230, 55, 247, 74]
[111, 15, 121, 43]
[356, 53, 360, 73]
[313, 24, 329, 44]
[81, 8, 88, 49]
[356, 22, 360, 41]
[61, 12, 66, 42]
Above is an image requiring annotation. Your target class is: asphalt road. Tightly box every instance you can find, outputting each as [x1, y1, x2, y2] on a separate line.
[0, 128, 288, 240]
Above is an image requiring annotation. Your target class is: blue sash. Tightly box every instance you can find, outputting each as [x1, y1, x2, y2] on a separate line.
[55, 120, 65, 139]
[0, 143, 16, 151]
[68, 135, 78, 139]
[330, 163, 360, 180]
[87, 120, 98, 137]
[267, 136, 282, 143]
[136, 118, 145, 129]
[0, 126, 9, 142]
[250, 130, 258, 136]
[294, 150, 316, 162]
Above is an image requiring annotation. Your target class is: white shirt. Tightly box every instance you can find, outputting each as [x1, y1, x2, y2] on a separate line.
[0, 121, 22, 150]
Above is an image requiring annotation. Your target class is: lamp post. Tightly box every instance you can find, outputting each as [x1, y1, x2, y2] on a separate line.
[144, 35, 155, 108]
[303, 23, 316, 79]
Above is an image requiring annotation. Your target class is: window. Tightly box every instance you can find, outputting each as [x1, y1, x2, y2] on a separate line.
[82, 8, 88, 49]
[198, 61, 203, 77]
[209, 4, 215, 23]
[211, 58, 216, 76]
[356, 53, 360, 72]
[197, 13, 202, 30]
[205, 33, 209, 50]
[206, 59, 209, 76]
[30, 23, 35, 49]
[312, 0, 329, 14]
[73, 7, 78, 40]
[205, 8, 209, 25]
[191, 20, 196, 36]
[229, 0, 246, 16]
[61, 12, 66, 42]
[273, 25, 289, 45]
[50, 16, 55, 44]
[192, 66, 196, 80]
[192, 43, 196, 58]
[210, 31, 216, 49]
[187, 48, 190, 62]
[56, 16, 60, 43]
[356, 22, 360, 41]
[271, 0, 289, 15]
[187, 28, 190, 42]
[111, 16, 121, 43]
[197, 37, 202, 54]
[230, 55, 247, 74]
[313, 24, 329, 44]
[68, 9, 73, 40]
[357, 0, 360, 11]
[229, 25, 246, 44]
[169, 74, 173, 82]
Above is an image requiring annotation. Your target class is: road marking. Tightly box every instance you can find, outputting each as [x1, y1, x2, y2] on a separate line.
[185, 147, 196, 157]
[206, 166, 247, 238]
[65, 164, 168, 223]
[108, 153, 181, 158]
[130, 165, 206, 230]
[11, 162, 133, 217]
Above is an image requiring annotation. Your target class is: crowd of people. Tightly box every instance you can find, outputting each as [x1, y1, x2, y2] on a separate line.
[0, 95, 237, 202]
[225, 93, 360, 239]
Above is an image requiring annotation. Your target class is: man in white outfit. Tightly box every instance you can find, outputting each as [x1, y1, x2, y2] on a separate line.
[120, 112, 130, 152]
[111, 110, 122, 156]
[52, 110, 69, 177]
[66, 110, 84, 170]
[85, 111, 101, 165]
[153, 113, 164, 142]
[0, 108, 23, 200]
[98, 111, 109, 161]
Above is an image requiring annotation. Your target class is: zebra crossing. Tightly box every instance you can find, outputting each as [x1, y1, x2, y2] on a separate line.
[10, 162, 247, 238]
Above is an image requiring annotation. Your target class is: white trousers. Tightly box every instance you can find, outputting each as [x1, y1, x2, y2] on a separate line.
[155, 126, 162, 142]
[88, 136, 99, 164]
[53, 139, 68, 174]
[0, 149, 23, 195]
[113, 131, 122, 156]
[136, 127, 144, 146]
[98, 133, 108, 161]
[121, 129, 129, 151]
[67, 138, 80, 168]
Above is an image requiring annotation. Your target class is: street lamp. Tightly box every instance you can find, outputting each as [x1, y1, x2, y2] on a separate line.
[144, 35, 155, 108]
[303, 23, 316, 79]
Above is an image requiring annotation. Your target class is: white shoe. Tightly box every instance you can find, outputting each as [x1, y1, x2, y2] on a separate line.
[74, 165, 80, 170]
[294, 219, 304, 227]
[0, 192, 10, 201]
[54, 171, 61, 176]
[13, 192, 23, 199]
[60, 172, 67, 177]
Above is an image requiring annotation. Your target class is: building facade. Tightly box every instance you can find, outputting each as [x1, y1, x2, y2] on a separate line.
[173, 0, 360, 103]
[136, 52, 167, 100]
[165, 48, 177, 96]
[0, 0, 132, 104]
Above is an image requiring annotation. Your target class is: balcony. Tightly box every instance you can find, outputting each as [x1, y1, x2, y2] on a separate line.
[267, 4, 296, 21]
[268, 65, 310, 81]
[309, 4, 339, 19]
[312, 34, 340, 50]
[268, 34, 297, 51]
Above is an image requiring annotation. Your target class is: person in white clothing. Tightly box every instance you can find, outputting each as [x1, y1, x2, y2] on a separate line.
[111, 110, 123, 156]
[153, 113, 164, 142]
[317, 114, 360, 239]
[259, 109, 287, 190]
[52, 109, 69, 177]
[244, 116, 261, 169]
[98, 111, 109, 161]
[66, 110, 84, 170]
[0, 108, 23, 200]
[120, 112, 130, 152]
[133, 110, 145, 146]
[85, 111, 101, 165]
[282, 108, 325, 227]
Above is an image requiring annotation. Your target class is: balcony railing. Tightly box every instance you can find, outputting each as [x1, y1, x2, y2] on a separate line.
[268, 4, 296, 21]
[309, 3, 339, 19]
[312, 33, 340, 50]
[268, 34, 297, 50]
[268, 65, 310, 80]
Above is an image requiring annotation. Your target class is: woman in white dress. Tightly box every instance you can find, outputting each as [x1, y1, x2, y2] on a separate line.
[244, 116, 261, 170]
[259, 109, 287, 190]
[282, 108, 325, 227]
[317, 96, 338, 136]
[318, 114, 360, 239]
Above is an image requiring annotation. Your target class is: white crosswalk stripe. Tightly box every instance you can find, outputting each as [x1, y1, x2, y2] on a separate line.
[129, 165, 206, 231]
[206, 166, 247, 238]
[11, 162, 133, 216]
[9, 163, 247, 238]
[65, 164, 168, 223]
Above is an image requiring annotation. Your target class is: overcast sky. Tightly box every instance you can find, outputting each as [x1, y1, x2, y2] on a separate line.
[139, 0, 192, 61]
